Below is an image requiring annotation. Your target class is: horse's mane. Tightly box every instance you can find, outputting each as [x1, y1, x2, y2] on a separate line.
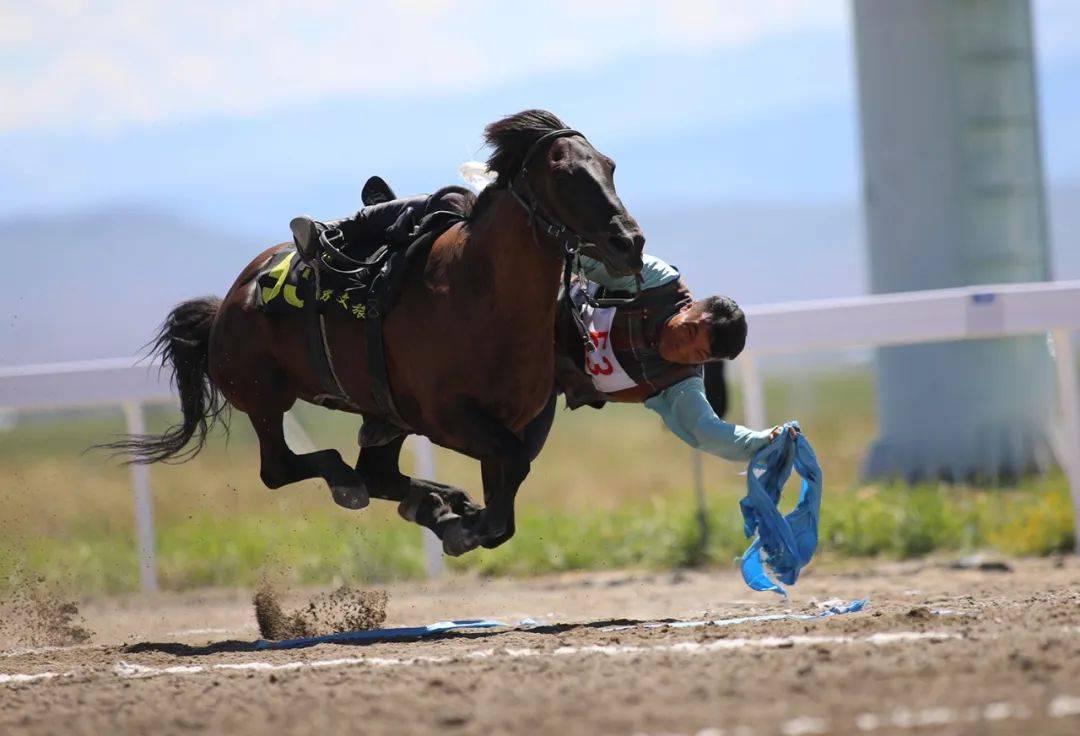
[484, 109, 569, 184]
[468, 109, 569, 221]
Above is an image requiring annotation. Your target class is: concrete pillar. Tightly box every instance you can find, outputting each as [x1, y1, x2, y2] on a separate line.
[853, 0, 1055, 482]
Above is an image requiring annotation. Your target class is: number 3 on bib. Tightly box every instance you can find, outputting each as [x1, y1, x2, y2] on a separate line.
[580, 306, 637, 392]
[587, 331, 615, 375]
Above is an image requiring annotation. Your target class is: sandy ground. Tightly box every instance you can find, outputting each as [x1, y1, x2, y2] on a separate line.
[2, 557, 1080, 736]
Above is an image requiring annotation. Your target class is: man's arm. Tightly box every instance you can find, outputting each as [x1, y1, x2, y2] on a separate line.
[643, 376, 772, 462]
[577, 253, 679, 293]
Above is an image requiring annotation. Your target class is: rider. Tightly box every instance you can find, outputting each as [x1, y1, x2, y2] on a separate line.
[556, 252, 787, 462]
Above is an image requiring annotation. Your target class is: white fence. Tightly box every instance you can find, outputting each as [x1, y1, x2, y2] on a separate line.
[0, 357, 443, 591]
[739, 279, 1080, 555]
[2, 278, 1079, 590]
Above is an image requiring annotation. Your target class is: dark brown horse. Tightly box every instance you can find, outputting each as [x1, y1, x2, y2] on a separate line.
[104, 110, 644, 556]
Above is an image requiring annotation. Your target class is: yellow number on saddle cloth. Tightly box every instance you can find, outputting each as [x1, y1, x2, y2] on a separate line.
[260, 251, 305, 308]
[259, 250, 366, 320]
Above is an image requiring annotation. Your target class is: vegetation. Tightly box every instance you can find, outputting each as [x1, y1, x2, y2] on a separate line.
[0, 368, 1073, 594]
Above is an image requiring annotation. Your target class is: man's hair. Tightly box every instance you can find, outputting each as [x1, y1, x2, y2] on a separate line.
[693, 295, 747, 360]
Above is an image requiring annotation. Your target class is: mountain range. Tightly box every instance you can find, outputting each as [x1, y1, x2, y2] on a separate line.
[2, 185, 1077, 364]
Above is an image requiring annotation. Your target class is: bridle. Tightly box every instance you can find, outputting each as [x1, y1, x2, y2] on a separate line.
[506, 128, 641, 354]
[507, 128, 589, 259]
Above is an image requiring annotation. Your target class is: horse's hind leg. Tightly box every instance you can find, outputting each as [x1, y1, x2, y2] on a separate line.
[355, 436, 481, 530]
[210, 297, 367, 508]
[249, 409, 370, 509]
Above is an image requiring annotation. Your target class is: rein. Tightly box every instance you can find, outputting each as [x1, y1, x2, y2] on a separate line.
[506, 128, 642, 354]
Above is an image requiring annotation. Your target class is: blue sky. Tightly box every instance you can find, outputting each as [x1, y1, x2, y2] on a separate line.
[2, 1, 1080, 363]
[2, 0, 1079, 242]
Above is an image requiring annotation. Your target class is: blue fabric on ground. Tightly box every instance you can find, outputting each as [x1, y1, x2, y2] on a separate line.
[739, 421, 822, 596]
[257, 606, 867, 648]
[255, 619, 510, 650]
[600, 599, 868, 632]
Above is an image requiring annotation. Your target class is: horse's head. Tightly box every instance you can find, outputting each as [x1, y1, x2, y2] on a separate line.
[484, 110, 645, 277]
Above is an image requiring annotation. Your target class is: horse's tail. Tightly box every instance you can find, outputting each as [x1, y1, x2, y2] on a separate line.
[97, 296, 227, 464]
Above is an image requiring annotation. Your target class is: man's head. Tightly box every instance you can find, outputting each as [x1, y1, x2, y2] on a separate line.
[657, 296, 747, 365]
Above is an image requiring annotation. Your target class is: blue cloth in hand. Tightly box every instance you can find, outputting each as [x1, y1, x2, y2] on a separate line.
[739, 421, 822, 596]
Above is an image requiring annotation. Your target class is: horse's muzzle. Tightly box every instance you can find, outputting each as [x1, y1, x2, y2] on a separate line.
[603, 232, 645, 277]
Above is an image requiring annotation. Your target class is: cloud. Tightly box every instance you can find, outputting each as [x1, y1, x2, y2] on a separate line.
[0, 0, 846, 134]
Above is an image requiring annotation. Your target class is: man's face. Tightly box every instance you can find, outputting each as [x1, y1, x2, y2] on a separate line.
[658, 307, 713, 365]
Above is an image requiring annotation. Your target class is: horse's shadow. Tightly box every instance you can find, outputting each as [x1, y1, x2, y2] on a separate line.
[123, 617, 666, 658]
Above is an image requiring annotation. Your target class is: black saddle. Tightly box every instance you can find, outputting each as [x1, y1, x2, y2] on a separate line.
[310, 183, 472, 288]
[296, 181, 476, 437]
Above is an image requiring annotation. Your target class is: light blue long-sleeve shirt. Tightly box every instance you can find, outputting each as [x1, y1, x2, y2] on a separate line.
[578, 254, 771, 463]
[644, 376, 772, 462]
[578, 253, 679, 292]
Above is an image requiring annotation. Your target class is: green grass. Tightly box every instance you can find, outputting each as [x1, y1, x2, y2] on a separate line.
[0, 368, 1074, 594]
[2, 476, 1072, 595]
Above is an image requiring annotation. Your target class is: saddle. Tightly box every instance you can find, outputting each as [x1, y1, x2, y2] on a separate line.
[260, 178, 474, 441]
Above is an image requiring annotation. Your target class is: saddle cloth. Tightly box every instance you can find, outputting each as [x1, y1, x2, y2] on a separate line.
[256, 249, 371, 319]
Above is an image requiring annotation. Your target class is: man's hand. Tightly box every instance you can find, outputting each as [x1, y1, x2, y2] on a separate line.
[769, 424, 800, 441]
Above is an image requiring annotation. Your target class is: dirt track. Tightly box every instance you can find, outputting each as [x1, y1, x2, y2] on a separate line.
[2, 558, 1079, 736]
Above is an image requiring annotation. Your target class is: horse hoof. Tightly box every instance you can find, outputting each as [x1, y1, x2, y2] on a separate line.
[480, 530, 513, 549]
[331, 484, 370, 510]
[440, 521, 476, 557]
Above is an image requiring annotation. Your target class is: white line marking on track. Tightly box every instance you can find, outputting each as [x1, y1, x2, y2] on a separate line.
[0, 644, 95, 658]
[163, 627, 245, 637]
[849, 700, 1080, 731]
[0, 671, 66, 684]
[114, 662, 205, 678]
[780, 715, 828, 735]
[1049, 695, 1080, 718]
[103, 630, 959, 681]
[0, 629, 983, 688]
[637, 696, 1080, 735]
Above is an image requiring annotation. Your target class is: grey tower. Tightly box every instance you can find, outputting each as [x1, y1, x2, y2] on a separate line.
[853, 0, 1055, 482]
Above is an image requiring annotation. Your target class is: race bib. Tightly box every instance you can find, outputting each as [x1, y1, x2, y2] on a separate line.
[581, 303, 638, 393]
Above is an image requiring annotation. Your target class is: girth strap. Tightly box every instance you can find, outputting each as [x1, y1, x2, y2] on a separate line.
[305, 266, 353, 406]
[363, 250, 409, 429]
[362, 208, 466, 431]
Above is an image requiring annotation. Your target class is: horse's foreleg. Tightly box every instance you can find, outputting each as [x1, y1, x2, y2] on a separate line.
[248, 410, 370, 509]
[437, 446, 531, 556]
[355, 436, 481, 531]
[439, 393, 557, 556]
[478, 451, 531, 548]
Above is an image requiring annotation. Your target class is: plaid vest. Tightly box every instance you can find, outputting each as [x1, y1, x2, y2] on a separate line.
[557, 277, 702, 407]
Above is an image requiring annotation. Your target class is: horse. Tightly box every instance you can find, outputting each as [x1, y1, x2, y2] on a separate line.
[101, 109, 645, 556]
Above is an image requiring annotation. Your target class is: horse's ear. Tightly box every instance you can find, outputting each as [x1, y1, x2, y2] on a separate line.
[362, 176, 396, 206]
